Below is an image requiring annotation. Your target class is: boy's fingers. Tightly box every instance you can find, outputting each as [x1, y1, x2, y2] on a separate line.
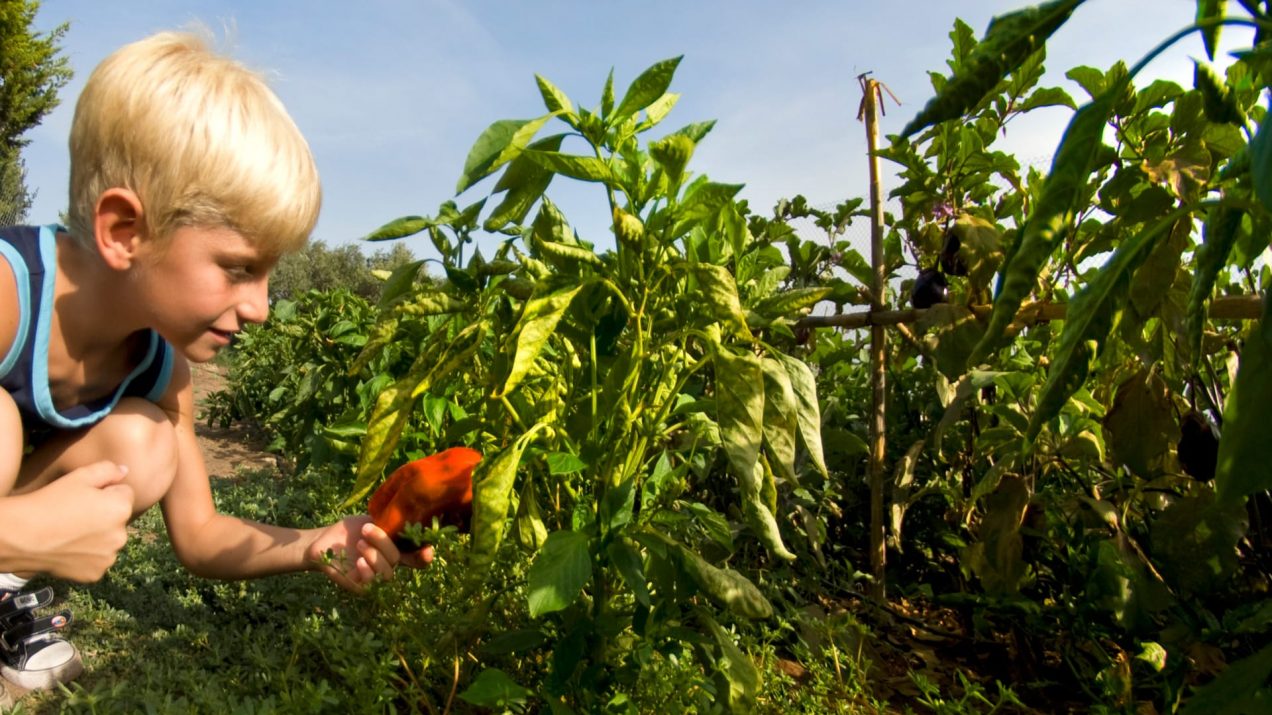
[400, 546, 434, 569]
[73, 462, 130, 489]
[100, 484, 136, 519]
[359, 522, 401, 561]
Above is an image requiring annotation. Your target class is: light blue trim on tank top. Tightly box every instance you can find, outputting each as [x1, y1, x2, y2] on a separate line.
[31, 225, 160, 429]
[0, 242, 31, 380]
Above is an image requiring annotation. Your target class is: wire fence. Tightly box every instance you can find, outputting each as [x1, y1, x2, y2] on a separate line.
[0, 203, 27, 227]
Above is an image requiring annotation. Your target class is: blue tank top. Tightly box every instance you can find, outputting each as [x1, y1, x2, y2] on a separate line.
[0, 225, 174, 444]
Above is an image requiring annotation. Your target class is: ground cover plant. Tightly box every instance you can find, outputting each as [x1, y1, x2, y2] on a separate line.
[27, 0, 1272, 712]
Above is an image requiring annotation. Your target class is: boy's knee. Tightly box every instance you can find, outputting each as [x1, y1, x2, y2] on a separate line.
[0, 390, 21, 496]
[103, 398, 177, 514]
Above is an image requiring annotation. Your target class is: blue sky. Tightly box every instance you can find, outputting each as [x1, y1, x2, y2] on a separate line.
[23, 1, 1235, 259]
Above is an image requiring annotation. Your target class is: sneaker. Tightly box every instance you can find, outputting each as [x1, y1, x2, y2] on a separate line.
[0, 587, 83, 691]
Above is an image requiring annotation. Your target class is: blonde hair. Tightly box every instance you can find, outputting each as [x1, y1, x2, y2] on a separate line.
[67, 31, 320, 254]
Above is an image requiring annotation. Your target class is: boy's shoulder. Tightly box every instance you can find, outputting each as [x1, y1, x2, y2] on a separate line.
[0, 225, 44, 374]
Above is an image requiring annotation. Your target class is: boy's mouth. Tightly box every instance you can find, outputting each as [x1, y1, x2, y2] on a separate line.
[209, 328, 236, 344]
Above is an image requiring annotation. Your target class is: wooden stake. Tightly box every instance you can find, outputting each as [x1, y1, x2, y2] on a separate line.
[860, 74, 888, 600]
[795, 294, 1263, 331]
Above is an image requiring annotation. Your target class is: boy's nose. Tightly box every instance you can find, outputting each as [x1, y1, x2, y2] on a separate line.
[238, 277, 270, 325]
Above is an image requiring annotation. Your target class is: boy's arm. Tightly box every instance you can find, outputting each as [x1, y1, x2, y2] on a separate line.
[157, 356, 399, 590]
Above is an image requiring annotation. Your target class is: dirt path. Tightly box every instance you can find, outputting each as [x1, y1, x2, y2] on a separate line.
[190, 361, 280, 478]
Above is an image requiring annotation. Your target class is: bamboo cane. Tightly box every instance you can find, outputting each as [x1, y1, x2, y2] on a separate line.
[860, 75, 888, 599]
[795, 294, 1262, 330]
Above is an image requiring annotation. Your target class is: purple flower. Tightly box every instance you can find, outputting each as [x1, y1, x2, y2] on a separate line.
[932, 202, 956, 221]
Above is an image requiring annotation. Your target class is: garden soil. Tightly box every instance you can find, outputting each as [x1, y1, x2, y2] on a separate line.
[189, 361, 281, 478]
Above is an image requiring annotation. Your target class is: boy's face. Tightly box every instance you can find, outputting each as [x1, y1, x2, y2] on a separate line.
[131, 225, 277, 363]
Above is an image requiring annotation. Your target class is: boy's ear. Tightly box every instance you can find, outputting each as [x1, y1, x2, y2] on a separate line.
[93, 188, 145, 270]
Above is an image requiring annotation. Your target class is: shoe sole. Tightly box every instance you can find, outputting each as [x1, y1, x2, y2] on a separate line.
[0, 645, 83, 692]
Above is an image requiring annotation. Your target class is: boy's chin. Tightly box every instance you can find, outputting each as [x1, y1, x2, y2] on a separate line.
[179, 341, 226, 364]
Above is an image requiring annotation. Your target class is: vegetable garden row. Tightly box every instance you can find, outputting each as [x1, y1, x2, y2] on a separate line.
[204, 1, 1272, 711]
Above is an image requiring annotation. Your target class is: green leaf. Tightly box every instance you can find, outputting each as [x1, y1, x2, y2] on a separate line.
[1019, 86, 1077, 112]
[751, 287, 832, 319]
[692, 263, 752, 339]
[1150, 492, 1246, 594]
[712, 350, 797, 563]
[1188, 206, 1244, 363]
[760, 357, 799, 485]
[364, 215, 433, 242]
[969, 91, 1116, 367]
[773, 352, 828, 478]
[347, 318, 398, 377]
[714, 348, 765, 481]
[500, 282, 586, 396]
[640, 92, 680, 129]
[1102, 368, 1176, 476]
[458, 669, 531, 709]
[395, 290, 468, 318]
[600, 477, 636, 535]
[1195, 60, 1245, 125]
[677, 181, 745, 227]
[514, 479, 548, 552]
[527, 530, 593, 617]
[699, 610, 761, 712]
[672, 119, 717, 143]
[530, 199, 604, 270]
[1180, 643, 1272, 715]
[1065, 65, 1106, 99]
[484, 134, 566, 231]
[546, 452, 587, 475]
[667, 537, 773, 620]
[1215, 294, 1272, 506]
[606, 537, 650, 607]
[456, 114, 556, 194]
[740, 471, 796, 562]
[963, 476, 1031, 595]
[601, 68, 616, 118]
[1026, 210, 1186, 443]
[535, 73, 574, 115]
[523, 149, 616, 184]
[345, 321, 484, 506]
[470, 428, 538, 577]
[901, 0, 1085, 136]
[376, 260, 425, 309]
[1196, 0, 1228, 62]
[613, 56, 683, 122]
[1250, 109, 1272, 212]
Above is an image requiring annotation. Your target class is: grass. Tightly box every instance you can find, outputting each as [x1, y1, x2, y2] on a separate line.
[8, 464, 1023, 714]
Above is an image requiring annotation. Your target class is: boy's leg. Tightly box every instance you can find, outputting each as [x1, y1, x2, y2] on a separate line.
[12, 397, 178, 517]
[1, 397, 178, 691]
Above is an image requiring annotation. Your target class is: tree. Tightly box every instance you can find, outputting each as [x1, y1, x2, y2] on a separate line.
[0, 151, 32, 225]
[0, 0, 72, 224]
[269, 239, 423, 303]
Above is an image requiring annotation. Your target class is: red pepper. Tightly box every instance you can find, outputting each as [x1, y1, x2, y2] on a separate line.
[368, 447, 482, 550]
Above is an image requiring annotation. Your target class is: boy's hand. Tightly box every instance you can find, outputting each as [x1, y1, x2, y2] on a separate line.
[305, 516, 434, 594]
[11, 462, 133, 582]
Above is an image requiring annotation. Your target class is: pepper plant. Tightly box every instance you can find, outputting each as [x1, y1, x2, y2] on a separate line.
[350, 57, 832, 710]
[866, 0, 1272, 705]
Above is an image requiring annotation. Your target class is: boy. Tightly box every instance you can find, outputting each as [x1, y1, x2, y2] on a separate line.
[0, 31, 423, 694]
